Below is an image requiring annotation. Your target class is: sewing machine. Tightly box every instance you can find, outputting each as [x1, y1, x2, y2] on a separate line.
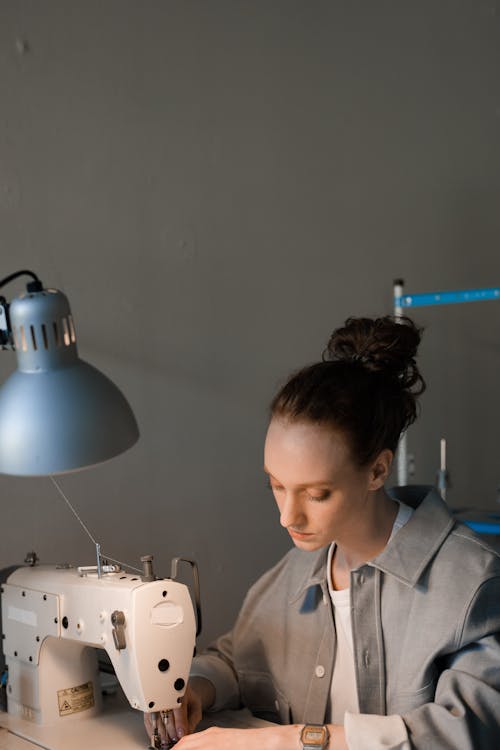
[0, 555, 198, 749]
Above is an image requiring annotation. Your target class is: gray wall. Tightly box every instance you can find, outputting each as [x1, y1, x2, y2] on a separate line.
[0, 0, 499, 647]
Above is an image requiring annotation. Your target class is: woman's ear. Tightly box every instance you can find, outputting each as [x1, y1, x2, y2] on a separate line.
[368, 449, 393, 490]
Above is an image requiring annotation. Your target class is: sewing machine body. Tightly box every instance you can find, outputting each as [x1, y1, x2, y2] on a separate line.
[1, 564, 196, 728]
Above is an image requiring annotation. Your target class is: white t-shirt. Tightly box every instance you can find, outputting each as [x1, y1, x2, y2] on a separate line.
[326, 501, 414, 724]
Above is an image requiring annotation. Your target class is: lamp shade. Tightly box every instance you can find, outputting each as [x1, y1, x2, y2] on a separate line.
[0, 288, 139, 476]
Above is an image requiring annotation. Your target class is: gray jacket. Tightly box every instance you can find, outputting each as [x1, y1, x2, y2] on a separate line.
[192, 487, 500, 748]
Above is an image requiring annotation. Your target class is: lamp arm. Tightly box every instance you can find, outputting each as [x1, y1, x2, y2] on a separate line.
[0, 269, 41, 291]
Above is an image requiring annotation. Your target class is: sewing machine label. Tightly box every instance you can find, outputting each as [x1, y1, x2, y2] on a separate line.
[57, 682, 95, 716]
[7, 605, 37, 627]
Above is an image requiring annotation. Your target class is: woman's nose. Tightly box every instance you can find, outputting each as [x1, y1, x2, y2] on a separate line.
[279, 493, 305, 529]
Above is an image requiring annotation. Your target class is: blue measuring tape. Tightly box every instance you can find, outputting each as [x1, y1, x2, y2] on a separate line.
[395, 287, 500, 309]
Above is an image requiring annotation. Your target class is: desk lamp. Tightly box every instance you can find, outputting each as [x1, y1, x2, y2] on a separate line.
[0, 269, 139, 476]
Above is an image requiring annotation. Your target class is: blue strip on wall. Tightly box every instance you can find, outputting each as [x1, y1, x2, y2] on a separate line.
[394, 287, 500, 309]
[463, 521, 500, 535]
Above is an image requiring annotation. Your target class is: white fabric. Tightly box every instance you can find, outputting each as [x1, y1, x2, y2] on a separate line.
[345, 712, 411, 750]
[327, 501, 414, 746]
[328, 585, 359, 722]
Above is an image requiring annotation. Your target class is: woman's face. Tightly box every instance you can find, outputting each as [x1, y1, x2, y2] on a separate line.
[264, 418, 387, 550]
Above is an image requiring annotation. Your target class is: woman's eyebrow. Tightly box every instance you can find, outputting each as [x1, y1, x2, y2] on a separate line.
[302, 481, 333, 487]
[263, 468, 333, 488]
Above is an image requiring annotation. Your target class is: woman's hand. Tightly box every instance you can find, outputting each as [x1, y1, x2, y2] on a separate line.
[176, 725, 300, 750]
[175, 723, 347, 750]
[143, 676, 216, 746]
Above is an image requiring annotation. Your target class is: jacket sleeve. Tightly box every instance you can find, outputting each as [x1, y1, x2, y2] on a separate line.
[189, 630, 242, 711]
[370, 574, 500, 750]
[400, 575, 500, 748]
[345, 575, 500, 749]
[189, 552, 296, 714]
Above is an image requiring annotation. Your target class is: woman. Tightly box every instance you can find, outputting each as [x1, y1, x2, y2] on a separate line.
[149, 316, 500, 749]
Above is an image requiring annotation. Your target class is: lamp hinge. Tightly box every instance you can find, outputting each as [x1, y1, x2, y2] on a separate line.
[0, 298, 12, 349]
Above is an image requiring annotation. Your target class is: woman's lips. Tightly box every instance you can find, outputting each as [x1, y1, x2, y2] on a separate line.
[288, 529, 315, 540]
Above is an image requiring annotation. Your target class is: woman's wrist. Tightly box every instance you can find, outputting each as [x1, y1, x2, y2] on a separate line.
[327, 723, 347, 750]
[294, 723, 347, 750]
[265, 722, 344, 750]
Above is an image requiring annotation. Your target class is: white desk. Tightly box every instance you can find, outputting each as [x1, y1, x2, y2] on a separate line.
[0, 727, 43, 750]
[0, 690, 146, 749]
[0, 690, 271, 749]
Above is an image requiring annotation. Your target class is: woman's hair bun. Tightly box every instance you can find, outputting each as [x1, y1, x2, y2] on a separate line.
[323, 315, 425, 395]
[271, 314, 426, 464]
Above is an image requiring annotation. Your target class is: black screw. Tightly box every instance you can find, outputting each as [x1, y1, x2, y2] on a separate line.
[174, 678, 185, 691]
[149, 701, 155, 709]
[158, 659, 170, 672]
[29, 656, 32, 662]
[54, 617, 58, 624]
[43, 595, 47, 601]
[62, 617, 69, 629]
[22, 591, 26, 597]
[14, 651, 17, 657]
[36, 636, 40, 642]
[162, 591, 167, 598]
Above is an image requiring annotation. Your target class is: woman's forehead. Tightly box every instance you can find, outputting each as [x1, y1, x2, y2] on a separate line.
[264, 419, 351, 476]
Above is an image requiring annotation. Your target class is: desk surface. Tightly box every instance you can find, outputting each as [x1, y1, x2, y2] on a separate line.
[0, 691, 146, 749]
[0, 691, 271, 749]
[0, 727, 41, 750]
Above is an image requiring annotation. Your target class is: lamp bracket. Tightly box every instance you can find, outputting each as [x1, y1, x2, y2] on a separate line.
[0, 297, 12, 349]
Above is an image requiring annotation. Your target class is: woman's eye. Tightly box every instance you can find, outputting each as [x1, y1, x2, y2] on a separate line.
[307, 492, 330, 502]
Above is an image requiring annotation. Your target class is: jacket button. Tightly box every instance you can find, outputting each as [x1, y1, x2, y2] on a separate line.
[315, 665, 325, 678]
[364, 652, 370, 667]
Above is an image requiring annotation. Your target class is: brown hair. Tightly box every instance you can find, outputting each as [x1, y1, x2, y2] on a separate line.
[270, 316, 425, 466]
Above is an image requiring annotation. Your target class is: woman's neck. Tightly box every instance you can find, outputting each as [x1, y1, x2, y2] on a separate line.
[331, 489, 398, 589]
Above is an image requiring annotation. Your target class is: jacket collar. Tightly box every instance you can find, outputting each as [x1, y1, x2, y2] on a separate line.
[371, 485, 455, 586]
[290, 485, 455, 601]
[289, 547, 329, 603]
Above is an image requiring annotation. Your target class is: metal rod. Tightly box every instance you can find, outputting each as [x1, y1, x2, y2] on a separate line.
[437, 437, 449, 503]
[393, 280, 500, 489]
[50, 476, 99, 545]
[393, 279, 408, 486]
[49, 476, 142, 576]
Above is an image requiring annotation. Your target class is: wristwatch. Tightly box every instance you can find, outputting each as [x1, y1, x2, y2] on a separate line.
[300, 724, 330, 750]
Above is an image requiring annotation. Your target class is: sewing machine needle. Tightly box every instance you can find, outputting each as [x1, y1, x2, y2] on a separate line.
[150, 711, 162, 749]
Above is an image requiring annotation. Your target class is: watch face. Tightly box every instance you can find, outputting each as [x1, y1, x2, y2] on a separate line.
[302, 725, 328, 746]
